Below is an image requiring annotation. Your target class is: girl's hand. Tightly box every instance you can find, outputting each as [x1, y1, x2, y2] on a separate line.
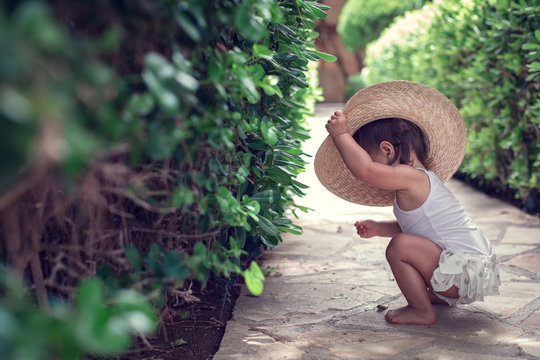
[355, 220, 380, 238]
[325, 110, 348, 138]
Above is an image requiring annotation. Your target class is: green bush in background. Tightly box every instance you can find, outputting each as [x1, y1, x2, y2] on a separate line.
[0, 0, 333, 358]
[337, 0, 424, 51]
[360, 0, 540, 213]
[345, 73, 365, 101]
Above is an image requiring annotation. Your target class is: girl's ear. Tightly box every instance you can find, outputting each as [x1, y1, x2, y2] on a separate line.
[379, 141, 396, 164]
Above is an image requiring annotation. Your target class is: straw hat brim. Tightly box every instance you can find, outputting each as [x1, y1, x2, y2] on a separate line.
[314, 80, 467, 206]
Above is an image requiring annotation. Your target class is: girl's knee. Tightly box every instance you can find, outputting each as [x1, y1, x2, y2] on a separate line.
[385, 233, 408, 262]
[386, 233, 442, 263]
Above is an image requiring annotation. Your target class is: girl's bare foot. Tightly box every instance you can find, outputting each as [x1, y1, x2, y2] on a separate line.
[384, 305, 436, 325]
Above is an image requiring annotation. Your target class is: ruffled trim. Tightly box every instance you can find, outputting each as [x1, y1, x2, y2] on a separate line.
[431, 250, 500, 305]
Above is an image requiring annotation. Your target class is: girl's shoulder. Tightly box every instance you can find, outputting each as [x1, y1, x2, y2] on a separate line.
[394, 166, 430, 211]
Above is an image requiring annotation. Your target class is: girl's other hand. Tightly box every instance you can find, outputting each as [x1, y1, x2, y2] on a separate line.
[325, 110, 348, 138]
[355, 220, 379, 238]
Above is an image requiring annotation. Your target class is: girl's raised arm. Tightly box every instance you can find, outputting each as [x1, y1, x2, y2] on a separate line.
[325, 111, 420, 192]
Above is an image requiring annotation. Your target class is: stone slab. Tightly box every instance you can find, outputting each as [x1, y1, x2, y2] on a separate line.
[522, 309, 540, 330]
[414, 347, 525, 360]
[298, 328, 432, 359]
[494, 243, 537, 258]
[501, 226, 540, 245]
[465, 278, 540, 318]
[266, 229, 355, 257]
[519, 341, 540, 358]
[338, 297, 523, 346]
[213, 321, 306, 360]
[504, 253, 540, 274]
[233, 279, 382, 324]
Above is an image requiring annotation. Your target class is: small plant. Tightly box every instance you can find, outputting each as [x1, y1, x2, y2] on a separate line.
[170, 338, 188, 347]
[264, 265, 282, 277]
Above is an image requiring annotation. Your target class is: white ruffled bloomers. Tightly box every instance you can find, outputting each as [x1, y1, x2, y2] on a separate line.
[430, 250, 501, 306]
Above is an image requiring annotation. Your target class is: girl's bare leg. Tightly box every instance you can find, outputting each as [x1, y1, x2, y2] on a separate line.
[384, 233, 458, 325]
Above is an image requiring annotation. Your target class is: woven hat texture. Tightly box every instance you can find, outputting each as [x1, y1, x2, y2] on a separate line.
[314, 80, 467, 206]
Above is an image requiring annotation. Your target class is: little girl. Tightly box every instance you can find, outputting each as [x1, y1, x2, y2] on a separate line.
[325, 111, 500, 325]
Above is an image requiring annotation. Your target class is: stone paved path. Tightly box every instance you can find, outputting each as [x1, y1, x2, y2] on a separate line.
[215, 104, 540, 360]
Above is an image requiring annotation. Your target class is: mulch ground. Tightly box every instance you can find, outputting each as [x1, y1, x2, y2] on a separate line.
[117, 277, 242, 360]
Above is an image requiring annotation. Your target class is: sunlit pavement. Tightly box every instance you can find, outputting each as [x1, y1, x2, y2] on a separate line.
[215, 103, 540, 360]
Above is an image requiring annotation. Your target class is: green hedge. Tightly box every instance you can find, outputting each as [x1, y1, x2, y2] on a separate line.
[360, 0, 540, 212]
[0, 0, 333, 358]
[337, 0, 424, 51]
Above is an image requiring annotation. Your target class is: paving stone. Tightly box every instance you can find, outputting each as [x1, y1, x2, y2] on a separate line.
[427, 306, 523, 345]
[465, 279, 540, 318]
[266, 259, 364, 279]
[522, 310, 540, 330]
[414, 347, 524, 360]
[501, 226, 540, 245]
[504, 253, 540, 274]
[338, 298, 523, 346]
[494, 243, 537, 257]
[233, 279, 382, 324]
[519, 341, 540, 358]
[267, 229, 355, 257]
[214, 322, 306, 360]
[341, 238, 389, 261]
[297, 328, 432, 359]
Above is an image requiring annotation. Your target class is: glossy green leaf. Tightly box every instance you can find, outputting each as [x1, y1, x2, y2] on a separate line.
[253, 44, 273, 59]
[244, 261, 265, 296]
[260, 121, 278, 145]
[250, 190, 281, 204]
[311, 50, 337, 62]
[256, 215, 280, 237]
[175, 11, 201, 42]
[267, 167, 292, 185]
[261, 234, 280, 247]
[304, 1, 328, 19]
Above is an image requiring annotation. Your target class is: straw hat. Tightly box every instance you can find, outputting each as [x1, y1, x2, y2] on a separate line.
[314, 80, 467, 206]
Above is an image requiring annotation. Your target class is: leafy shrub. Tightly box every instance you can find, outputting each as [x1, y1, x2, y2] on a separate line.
[360, 0, 540, 212]
[0, 272, 156, 360]
[344, 72, 366, 101]
[337, 0, 424, 51]
[0, 0, 334, 358]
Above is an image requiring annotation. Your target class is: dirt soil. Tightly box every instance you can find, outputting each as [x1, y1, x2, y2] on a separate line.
[117, 277, 241, 360]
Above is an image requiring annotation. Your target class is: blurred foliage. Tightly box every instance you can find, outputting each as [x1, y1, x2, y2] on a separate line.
[360, 0, 540, 213]
[0, 270, 156, 360]
[337, 0, 424, 51]
[0, 0, 333, 358]
[0, 1, 111, 187]
[345, 73, 365, 101]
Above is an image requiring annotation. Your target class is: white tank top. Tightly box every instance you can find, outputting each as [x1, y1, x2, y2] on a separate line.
[393, 169, 493, 255]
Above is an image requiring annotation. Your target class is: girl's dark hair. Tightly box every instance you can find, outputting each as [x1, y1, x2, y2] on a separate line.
[353, 118, 432, 168]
